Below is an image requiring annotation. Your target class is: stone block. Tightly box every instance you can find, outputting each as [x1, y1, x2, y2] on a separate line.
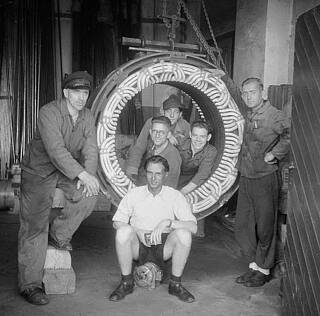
[44, 246, 72, 269]
[43, 268, 76, 294]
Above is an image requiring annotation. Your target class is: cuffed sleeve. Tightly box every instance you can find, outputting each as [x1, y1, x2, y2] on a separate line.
[81, 114, 98, 175]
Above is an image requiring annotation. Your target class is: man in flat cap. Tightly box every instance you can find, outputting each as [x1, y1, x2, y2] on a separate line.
[18, 71, 100, 305]
[126, 94, 189, 187]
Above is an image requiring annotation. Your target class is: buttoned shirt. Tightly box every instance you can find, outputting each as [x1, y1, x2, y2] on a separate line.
[240, 100, 290, 178]
[112, 185, 197, 231]
[126, 117, 190, 175]
[22, 98, 98, 180]
[178, 138, 217, 186]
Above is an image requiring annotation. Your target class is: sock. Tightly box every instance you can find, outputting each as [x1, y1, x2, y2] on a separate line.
[121, 273, 133, 282]
[170, 274, 181, 283]
[256, 265, 270, 275]
[249, 262, 258, 270]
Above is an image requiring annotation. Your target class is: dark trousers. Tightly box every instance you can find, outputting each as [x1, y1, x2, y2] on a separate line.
[235, 172, 279, 269]
[18, 170, 97, 292]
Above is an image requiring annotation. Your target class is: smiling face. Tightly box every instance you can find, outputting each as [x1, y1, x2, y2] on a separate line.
[146, 162, 167, 193]
[190, 126, 211, 152]
[164, 107, 182, 125]
[64, 88, 90, 116]
[150, 122, 170, 147]
[241, 81, 263, 109]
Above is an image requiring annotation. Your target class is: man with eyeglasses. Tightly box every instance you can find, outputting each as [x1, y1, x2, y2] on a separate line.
[126, 116, 182, 188]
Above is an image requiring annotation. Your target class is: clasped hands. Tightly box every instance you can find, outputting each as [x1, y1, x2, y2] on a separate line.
[136, 219, 171, 247]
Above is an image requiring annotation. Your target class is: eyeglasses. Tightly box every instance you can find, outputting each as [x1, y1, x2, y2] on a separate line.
[151, 129, 167, 136]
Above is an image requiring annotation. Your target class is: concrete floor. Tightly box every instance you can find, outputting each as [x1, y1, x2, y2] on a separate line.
[0, 210, 281, 316]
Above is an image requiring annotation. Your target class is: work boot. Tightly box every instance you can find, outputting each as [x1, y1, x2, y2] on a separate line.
[109, 280, 134, 301]
[21, 287, 49, 305]
[48, 235, 73, 251]
[168, 280, 195, 303]
[243, 271, 272, 287]
[235, 269, 255, 284]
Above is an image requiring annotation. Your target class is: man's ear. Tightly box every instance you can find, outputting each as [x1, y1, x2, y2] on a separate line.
[167, 130, 172, 139]
[189, 131, 192, 138]
[149, 129, 152, 137]
[207, 133, 212, 142]
[63, 88, 68, 99]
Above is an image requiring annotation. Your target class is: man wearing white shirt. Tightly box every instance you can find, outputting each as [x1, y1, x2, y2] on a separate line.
[109, 155, 197, 303]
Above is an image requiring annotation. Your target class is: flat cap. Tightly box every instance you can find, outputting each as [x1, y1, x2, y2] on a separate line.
[163, 94, 183, 111]
[62, 71, 93, 90]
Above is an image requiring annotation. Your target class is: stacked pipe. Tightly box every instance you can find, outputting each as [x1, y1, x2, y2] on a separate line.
[0, 0, 56, 210]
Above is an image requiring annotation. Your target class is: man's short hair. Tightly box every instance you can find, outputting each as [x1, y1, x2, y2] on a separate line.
[241, 77, 263, 90]
[191, 120, 211, 134]
[63, 71, 93, 90]
[163, 94, 183, 111]
[144, 155, 170, 172]
[151, 116, 171, 129]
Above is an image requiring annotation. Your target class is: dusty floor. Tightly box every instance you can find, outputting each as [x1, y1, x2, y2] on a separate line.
[0, 210, 281, 316]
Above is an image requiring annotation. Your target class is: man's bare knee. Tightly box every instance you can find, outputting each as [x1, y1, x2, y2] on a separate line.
[174, 228, 192, 247]
[115, 225, 135, 244]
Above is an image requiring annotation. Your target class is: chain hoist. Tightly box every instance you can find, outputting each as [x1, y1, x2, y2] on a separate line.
[176, 0, 226, 71]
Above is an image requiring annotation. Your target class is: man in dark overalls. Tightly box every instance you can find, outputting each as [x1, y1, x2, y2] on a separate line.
[235, 77, 290, 287]
[18, 71, 100, 305]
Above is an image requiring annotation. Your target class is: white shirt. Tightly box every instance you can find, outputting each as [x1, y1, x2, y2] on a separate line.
[112, 185, 196, 231]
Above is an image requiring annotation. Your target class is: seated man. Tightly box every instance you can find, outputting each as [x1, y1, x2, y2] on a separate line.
[126, 116, 182, 188]
[109, 155, 197, 303]
[178, 120, 217, 195]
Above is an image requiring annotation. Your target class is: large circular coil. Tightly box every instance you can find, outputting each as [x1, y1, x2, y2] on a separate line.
[90, 52, 244, 219]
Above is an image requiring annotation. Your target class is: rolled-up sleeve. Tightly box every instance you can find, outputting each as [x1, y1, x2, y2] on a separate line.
[173, 193, 197, 223]
[38, 107, 84, 180]
[112, 193, 132, 223]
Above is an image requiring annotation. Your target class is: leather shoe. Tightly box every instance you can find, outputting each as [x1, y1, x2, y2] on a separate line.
[21, 287, 49, 305]
[48, 235, 72, 251]
[235, 269, 255, 284]
[243, 271, 272, 287]
[109, 280, 134, 301]
[168, 281, 195, 303]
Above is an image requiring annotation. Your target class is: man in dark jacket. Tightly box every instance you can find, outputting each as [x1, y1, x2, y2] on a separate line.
[235, 77, 290, 287]
[18, 71, 100, 305]
[178, 120, 217, 195]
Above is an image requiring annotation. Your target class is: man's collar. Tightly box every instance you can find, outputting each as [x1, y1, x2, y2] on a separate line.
[249, 100, 270, 115]
[190, 142, 208, 156]
[145, 185, 165, 197]
[60, 98, 85, 120]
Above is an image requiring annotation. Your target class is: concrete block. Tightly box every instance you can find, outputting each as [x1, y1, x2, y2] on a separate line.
[44, 246, 72, 269]
[43, 268, 76, 294]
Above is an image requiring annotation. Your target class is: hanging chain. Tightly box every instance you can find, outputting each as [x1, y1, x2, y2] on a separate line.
[177, 0, 220, 68]
[201, 0, 227, 72]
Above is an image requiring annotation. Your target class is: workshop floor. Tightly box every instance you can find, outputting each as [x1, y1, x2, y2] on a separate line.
[0, 210, 281, 316]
